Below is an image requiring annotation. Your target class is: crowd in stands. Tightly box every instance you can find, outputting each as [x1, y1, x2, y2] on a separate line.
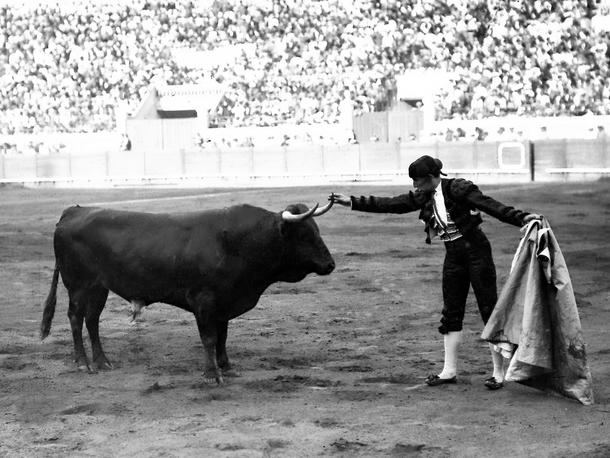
[0, 0, 608, 135]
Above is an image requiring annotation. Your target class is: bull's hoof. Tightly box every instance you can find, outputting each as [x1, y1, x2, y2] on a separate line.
[93, 358, 113, 371]
[203, 370, 224, 386]
[202, 376, 224, 386]
[221, 368, 241, 378]
[75, 356, 92, 373]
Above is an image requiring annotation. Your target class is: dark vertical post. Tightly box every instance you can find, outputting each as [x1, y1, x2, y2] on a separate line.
[529, 141, 535, 182]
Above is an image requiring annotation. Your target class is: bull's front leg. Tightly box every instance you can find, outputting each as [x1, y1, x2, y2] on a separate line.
[188, 290, 223, 386]
[216, 320, 230, 372]
[216, 320, 239, 377]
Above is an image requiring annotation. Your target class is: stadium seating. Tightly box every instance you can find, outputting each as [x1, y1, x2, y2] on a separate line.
[0, 0, 607, 134]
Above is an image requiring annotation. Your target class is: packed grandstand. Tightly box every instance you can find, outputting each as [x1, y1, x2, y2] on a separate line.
[0, 0, 608, 135]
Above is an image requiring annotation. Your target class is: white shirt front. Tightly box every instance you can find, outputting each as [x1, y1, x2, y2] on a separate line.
[433, 185, 449, 226]
[431, 184, 462, 242]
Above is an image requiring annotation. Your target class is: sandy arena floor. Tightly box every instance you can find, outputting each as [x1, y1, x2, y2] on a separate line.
[0, 181, 608, 457]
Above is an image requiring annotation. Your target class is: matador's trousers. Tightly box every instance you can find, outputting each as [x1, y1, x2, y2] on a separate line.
[438, 229, 497, 334]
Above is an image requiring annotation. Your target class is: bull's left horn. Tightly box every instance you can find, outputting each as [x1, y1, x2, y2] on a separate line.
[281, 203, 319, 223]
[313, 199, 333, 217]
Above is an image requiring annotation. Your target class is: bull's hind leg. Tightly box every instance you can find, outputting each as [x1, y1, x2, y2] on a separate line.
[84, 286, 111, 371]
[68, 285, 111, 372]
[187, 289, 223, 385]
[67, 289, 91, 371]
[216, 320, 238, 377]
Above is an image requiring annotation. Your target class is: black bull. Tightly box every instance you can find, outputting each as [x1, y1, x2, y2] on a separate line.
[40, 201, 335, 384]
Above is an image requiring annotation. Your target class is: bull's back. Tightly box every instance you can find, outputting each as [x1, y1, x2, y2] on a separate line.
[54, 206, 227, 301]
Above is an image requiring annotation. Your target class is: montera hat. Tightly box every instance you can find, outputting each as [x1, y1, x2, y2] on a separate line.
[408, 155, 447, 178]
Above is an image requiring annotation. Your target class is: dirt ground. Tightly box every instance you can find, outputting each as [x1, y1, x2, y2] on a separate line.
[1, 181, 608, 457]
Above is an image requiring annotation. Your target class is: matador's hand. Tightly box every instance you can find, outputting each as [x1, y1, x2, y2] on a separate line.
[329, 193, 351, 207]
[523, 214, 542, 223]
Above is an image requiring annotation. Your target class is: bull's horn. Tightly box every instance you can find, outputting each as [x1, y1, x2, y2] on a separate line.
[313, 199, 333, 217]
[281, 203, 319, 223]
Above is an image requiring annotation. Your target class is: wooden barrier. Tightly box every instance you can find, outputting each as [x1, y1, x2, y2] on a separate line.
[2, 139, 609, 186]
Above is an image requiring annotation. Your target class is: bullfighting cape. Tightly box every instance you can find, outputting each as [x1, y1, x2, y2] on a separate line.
[482, 218, 594, 405]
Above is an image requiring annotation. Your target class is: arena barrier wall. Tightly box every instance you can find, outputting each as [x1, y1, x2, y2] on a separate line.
[1, 139, 609, 187]
[533, 138, 610, 181]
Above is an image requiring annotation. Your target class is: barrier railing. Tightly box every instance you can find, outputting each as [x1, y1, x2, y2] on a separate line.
[1, 139, 608, 186]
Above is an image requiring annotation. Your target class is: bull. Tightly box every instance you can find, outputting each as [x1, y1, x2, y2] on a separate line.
[40, 201, 335, 384]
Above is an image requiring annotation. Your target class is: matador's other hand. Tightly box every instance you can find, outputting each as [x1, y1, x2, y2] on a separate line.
[523, 213, 543, 223]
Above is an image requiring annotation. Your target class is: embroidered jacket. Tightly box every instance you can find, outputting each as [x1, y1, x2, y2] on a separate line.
[350, 178, 530, 244]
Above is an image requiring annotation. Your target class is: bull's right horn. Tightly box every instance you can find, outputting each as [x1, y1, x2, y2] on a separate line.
[281, 203, 319, 223]
[313, 199, 333, 217]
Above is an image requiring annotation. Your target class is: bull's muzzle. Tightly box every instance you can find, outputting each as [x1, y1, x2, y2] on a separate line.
[316, 258, 335, 276]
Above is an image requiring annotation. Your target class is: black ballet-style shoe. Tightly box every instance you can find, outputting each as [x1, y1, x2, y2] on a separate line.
[425, 374, 457, 386]
[484, 377, 504, 390]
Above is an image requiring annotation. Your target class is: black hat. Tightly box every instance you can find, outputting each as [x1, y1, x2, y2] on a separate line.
[408, 155, 447, 179]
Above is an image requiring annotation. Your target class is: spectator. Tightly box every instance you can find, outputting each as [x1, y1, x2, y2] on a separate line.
[0, 0, 608, 134]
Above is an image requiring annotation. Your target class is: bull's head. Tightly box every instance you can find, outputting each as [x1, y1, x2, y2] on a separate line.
[278, 200, 335, 281]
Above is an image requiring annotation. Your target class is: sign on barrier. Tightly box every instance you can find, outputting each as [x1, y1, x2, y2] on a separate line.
[498, 142, 526, 168]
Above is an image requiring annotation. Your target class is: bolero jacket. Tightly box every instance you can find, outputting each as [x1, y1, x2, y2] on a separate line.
[350, 178, 530, 244]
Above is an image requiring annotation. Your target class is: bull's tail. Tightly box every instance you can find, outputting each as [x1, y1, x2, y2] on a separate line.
[40, 263, 60, 340]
